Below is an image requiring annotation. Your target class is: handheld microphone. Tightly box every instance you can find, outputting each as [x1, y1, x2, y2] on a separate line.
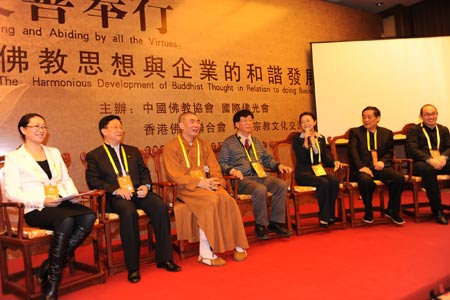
[203, 165, 218, 190]
[203, 166, 211, 178]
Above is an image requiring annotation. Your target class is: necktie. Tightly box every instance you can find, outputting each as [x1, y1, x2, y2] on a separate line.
[244, 138, 250, 150]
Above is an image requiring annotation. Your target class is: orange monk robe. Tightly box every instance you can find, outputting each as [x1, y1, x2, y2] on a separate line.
[162, 136, 249, 253]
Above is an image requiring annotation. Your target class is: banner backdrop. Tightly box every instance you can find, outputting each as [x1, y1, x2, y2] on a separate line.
[0, 0, 381, 187]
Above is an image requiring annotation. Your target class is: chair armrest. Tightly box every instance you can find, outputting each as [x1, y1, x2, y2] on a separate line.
[152, 181, 177, 210]
[334, 163, 352, 189]
[0, 202, 26, 238]
[78, 189, 106, 223]
[392, 158, 413, 181]
[221, 175, 238, 199]
[84, 189, 108, 223]
[266, 168, 282, 179]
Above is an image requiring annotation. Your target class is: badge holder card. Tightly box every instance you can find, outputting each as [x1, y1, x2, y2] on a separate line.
[251, 162, 267, 178]
[371, 150, 379, 165]
[431, 150, 441, 158]
[44, 185, 59, 199]
[311, 164, 327, 176]
[118, 175, 135, 193]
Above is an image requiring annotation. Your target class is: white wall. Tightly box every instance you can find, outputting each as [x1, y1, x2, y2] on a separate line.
[312, 36, 450, 137]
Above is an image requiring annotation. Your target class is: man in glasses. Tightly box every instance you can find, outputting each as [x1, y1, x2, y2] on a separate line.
[406, 104, 450, 225]
[218, 109, 293, 240]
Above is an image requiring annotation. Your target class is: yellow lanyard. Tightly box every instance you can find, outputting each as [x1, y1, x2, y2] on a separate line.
[103, 144, 129, 176]
[309, 138, 321, 164]
[241, 136, 259, 162]
[366, 130, 377, 151]
[421, 123, 440, 150]
[178, 135, 200, 169]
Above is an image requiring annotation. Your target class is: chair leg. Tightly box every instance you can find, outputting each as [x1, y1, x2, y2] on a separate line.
[0, 242, 10, 294]
[147, 223, 155, 251]
[104, 223, 115, 275]
[379, 189, 385, 217]
[349, 191, 356, 228]
[23, 246, 35, 298]
[293, 197, 300, 235]
[179, 240, 186, 260]
[337, 192, 346, 225]
[413, 185, 420, 222]
[285, 197, 292, 232]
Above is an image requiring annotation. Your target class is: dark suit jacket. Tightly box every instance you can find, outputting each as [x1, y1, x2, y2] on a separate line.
[292, 132, 335, 178]
[85, 144, 152, 198]
[406, 123, 450, 165]
[348, 126, 394, 173]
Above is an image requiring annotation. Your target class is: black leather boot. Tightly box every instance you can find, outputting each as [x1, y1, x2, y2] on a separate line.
[65, 226, 90, 262]
[41, 232, 68, 300]
[37, 226, 91, 287]
[36, 259, 49, 285]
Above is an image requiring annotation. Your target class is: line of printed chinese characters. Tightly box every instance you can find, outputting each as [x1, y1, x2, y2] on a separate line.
[98, 102, 300, 135]
[0, 44, 314, 89]
[100, 100, 272, 116]
[141, 120, 299, 136]
[0, 1, 173, 33]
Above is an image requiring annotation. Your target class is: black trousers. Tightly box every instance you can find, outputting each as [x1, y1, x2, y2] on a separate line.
[354, 167, 404, 213]
[295, 174, 339, 222]
[108, 192, 172, 271]
[413, 161, 450, 214]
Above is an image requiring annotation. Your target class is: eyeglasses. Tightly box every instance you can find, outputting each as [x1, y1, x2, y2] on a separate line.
[26, 125, 48, 131]
[104, 126, 124, 131]
[422, 112, 438, 117]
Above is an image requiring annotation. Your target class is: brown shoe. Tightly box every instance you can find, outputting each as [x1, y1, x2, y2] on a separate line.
[198, 256, 226, 266]
[233, 250, 248, 262]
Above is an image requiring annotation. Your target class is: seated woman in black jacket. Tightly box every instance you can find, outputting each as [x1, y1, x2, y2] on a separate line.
[292, 112, 341, 228]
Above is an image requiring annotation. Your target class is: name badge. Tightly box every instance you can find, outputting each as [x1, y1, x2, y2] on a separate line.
[190, 169, 205, 180]
[311, 164, 327, 177]
[44, 185, 59, 199]
[430, 150, 441, 158]
[371, 150, 378, 164]
[251, 162, 267, 178]
[117, 175, 135, 193]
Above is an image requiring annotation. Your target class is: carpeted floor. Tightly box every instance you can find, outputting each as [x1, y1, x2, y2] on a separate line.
[2, 195, 450, 300]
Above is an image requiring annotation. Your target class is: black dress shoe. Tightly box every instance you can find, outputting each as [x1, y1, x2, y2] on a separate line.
[435, 211, 448, 225]
[254, 224, 270, 240]
[268, 222, 292, 238]
[128, 270, 141, 283]
[157, 260, 181, 272]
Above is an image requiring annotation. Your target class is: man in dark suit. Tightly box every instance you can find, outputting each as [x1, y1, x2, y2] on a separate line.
[85, 115, 180, 283]
[348, 106, 405, 225]
[406, 104, 450, 225]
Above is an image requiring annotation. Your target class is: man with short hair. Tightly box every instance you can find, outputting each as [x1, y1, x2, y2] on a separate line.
[162, 112, 249, 266]
[85, 115, 180, 283]
[348, 106, 405, 225]
[218, 109, 293, 240]
[406, 104, 450, 225]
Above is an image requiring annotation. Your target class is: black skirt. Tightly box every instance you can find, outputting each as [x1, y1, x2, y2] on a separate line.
[25, 201, 95, 230]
